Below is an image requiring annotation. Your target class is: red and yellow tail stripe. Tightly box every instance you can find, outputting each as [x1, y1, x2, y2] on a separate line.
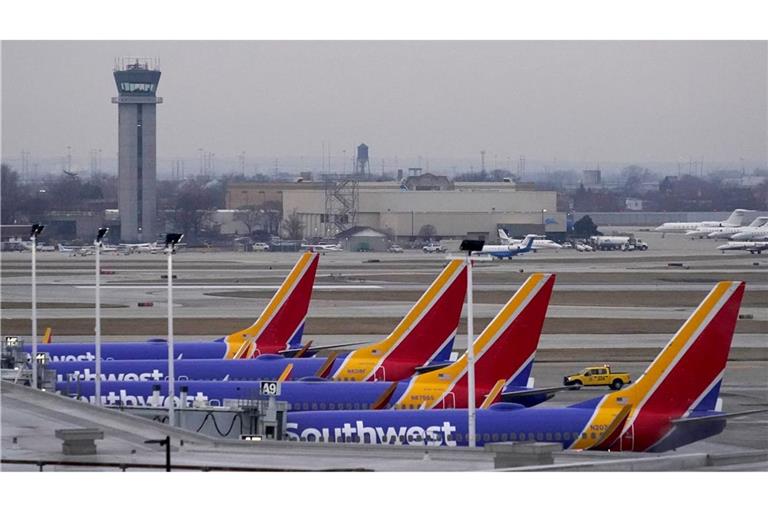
[330, 259, 467, 381]
[570, 281, 744, 451]
[392, 273, 553, 409]
[223, 252, 319, 357]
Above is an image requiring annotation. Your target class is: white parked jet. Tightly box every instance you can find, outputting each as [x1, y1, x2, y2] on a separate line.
[705, 216, 768, 239]
[716, 241, 768, 254]
[654, 209, 751, 234]
[731, 225, 768, 241]
[118, 242, 159, 254]
[498, 229, 562, 251]
[301, 243, 343, 252]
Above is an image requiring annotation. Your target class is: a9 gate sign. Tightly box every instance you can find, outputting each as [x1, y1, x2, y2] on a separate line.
[260, 380, 281, 396]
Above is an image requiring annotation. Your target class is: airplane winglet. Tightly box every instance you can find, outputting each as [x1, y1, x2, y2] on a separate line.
[481, 379, 506, 409]
[232, 337, 254, 359]
[292, 339, 313, 358]
[315, 351, 339, 379]
[277, 363, 294, 382]
[371, 382, 398, 410]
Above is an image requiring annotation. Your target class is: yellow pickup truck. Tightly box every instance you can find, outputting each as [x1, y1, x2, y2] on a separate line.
[563, 365, 632, 390]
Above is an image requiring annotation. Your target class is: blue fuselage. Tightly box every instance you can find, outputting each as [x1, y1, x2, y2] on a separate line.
[287, 408, 594, 448]
[27, 339, 228, 362]
[56, 378, 551, 411]
[285, 407, 727, 452]
[48, 356, 329, 383]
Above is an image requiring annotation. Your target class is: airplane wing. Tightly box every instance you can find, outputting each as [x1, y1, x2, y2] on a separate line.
[279, 340, 368, 357]
[413, 361, 454, 374]
[671, 408, 768, 425]
[500, 384, 580, 400]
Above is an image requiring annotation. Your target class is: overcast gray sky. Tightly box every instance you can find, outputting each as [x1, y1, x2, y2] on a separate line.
[2, 40, 766, 175]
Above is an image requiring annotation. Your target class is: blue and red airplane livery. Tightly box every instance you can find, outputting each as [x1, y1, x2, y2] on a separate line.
[285, 281, 757, 452]
[58, 273, 559, 409]
[48, 259, 468, 383]
[28, 252, 321, 362]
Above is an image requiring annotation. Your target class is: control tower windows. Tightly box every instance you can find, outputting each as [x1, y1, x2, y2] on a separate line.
[119, 82, 156, 93]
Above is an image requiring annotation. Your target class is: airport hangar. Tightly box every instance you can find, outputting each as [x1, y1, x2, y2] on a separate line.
[226, 178, 565, 242]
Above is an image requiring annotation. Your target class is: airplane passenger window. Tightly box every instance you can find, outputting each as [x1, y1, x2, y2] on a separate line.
[590, 432, 596, 439]
[311, 403, 318, 410]
[492, 433, 499, 442]
[303, 402, 309, 410]
[328, 403, 335, 410]
[500, 433, 508, 441]
[483, 433, 490, 442]
[563, 432, 571, 440]
[554, 432, 562, 441]
[319, 402, 326, 410]
[545, 432, 552, 441]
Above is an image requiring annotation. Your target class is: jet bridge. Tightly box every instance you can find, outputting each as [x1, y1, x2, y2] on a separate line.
[1, 336, 56, 390]
[58, 381, 290, 441]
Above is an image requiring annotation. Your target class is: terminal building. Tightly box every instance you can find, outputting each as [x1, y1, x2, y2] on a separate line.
[226, 176, 564, 242]
[112, 58, 162, 242]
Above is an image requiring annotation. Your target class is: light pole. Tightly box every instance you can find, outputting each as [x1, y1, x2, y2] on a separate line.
[94, 227, 109, 406]
[459, 239, 485, 447]
[541, 209, 547, 233]
[165, 233, 184, 426]
[29, 224, 45, 389]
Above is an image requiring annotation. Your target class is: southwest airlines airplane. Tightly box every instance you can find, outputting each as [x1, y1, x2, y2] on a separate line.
[59, 273, 561, 409]
[286, 281, 760, 452]
[48, 260, 468, 383]
[28, 252, 321, 362]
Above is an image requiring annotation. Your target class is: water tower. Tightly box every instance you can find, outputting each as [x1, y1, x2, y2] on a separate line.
[112, 57, 162, 242]
[355, 143, 370, 175]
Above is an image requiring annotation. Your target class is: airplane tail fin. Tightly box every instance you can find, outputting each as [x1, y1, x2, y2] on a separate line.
[570, 281, 745, 451]
[472, 273, 555, 389]
[331, 259, 468, 381]
[521, 234, 535, 250]
[615, 281, 743, 415]
[223, 252, 319, 357]
[498, 228, 511, 243]
[724, 209, 749, 226]
[391, 273, 555, 409]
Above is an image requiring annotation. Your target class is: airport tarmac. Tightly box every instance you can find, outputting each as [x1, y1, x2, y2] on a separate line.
[1, 229, 767, 469]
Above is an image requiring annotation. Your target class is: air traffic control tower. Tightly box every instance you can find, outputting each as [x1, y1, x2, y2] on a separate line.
[112, 57, 162, 242]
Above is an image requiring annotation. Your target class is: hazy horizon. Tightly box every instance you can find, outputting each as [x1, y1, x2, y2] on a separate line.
[2, 41, 767, 177]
